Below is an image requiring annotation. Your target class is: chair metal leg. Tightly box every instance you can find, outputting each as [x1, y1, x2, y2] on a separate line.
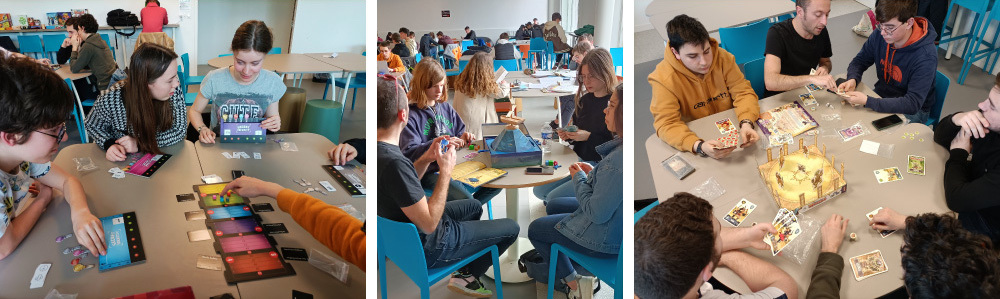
[491, 246, 504, 299]
[546, 245, 559, 299]
[351, 88, 357, 110]
[486, 201, 493, 220]
[379, 250, 389, 299]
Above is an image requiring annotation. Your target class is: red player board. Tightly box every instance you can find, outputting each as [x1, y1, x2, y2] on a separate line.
[218, 234, 273, 253]
[222, 250, 295, 284]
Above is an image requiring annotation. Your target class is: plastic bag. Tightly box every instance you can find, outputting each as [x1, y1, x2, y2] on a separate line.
[45, 289, 77, 299]
[690, 177, 725, 202]
[280, 142, 299, 152]
[309, 249, 350, 284]
[774, 211, 823, 265]
[73, 157, 97, 173]
[336, 204, 365, 221]
[837, 121, 870, 142]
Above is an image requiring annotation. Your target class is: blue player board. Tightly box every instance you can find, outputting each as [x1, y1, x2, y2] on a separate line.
[98, 212, 146, 271]
[206, 205, 253, 220]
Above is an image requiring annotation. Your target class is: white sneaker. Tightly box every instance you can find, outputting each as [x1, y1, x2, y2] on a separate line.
[566, 276, 596, 299]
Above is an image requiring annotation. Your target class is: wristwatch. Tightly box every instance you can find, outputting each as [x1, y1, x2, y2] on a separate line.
[197, 126, 208, 132]
[694, 140, 708, 157]
[740, 119, 755, 130]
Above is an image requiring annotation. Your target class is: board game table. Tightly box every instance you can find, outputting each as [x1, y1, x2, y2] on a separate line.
[194, 132, 365, 299]
[644, 84, 952, 297]
[0, 141, 240, 298]
[304, 52, 365, 103]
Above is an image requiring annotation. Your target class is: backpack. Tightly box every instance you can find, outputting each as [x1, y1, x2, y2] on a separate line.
[517, 249, 570, 293]
[106, 9, 139, 36]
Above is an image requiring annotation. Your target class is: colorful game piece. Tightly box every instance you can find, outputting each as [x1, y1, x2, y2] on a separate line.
[85, 264, 94, 269]
[70, 258, 80, 265]
[849, 233, 857, 242]
[73, 264, 85, 272]
[62, 248, 72, 254]
[72, 249, 84, 256]
[55, 233, 73, 243]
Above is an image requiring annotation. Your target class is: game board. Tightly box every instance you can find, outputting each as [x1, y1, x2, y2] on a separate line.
[194, 182, 248, 208]
[322, 164, 366, 197]
[216, 234, 275, 253]
[99, 212, 146, 271]
[756, 101, 819, 143]
[219, 115, 266, 143]
[758, 138, 847, 213]
[122, 153, 171, 178]
[208, 218, 264, 236]
[206, 205, 254, 220]
[221, 250, 295, 284]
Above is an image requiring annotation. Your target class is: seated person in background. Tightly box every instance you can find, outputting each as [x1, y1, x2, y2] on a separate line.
[543, 13, 572, 69]
[86, 44, 187, 162]
[437, 31, 455, 46]
[329, 138, 365, 165]
[528, 83, 624, 298]
[838, 0, 937, 124]
[437, 31, 458, 68]
[69, 14, 121, 91]
[377, 76, 517, 297]
[54, 17, 99, 101]
[378, 41, 407, 73]
[222, 176, 366, 270]
[568, 40, 594, 71]
[535, 49, 617, 204]
[401, 60, 500, 205]
[649, 14, 760, 159]
[419, 32, 438, 58]
[391, 33, 411, 58]
[464, 26, 477, 41]
[453, 52, 511, 137]
[516, 23, 531, 40]
[189, 20, 284, 144]
[0, 56, 107, 260]
[932, 75, 1000, 244]
[493, 33, 522, 61]
[763, 0, 837, 98]
[635, 192, 797, 299]
[406, 31, 418, 57]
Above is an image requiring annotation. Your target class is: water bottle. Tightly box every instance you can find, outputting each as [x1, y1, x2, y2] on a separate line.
[540, 122, 553, 152]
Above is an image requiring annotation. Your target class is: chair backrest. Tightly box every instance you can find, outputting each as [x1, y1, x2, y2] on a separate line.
[743, 57, 767, 99]
[927, 71, 951, 127]
[180, 53, 191, 74]
[219, 53, 233, 57]
[459, 59, 469, 72]
[100, 33, 112, 49]
[415, 52, 422, 63]
[268, 47, 282, 55]
[460, 40, 474, 52]
[17, 35, 43, 53]
[610, 47, 623, 77]
[177, 65, 188, 93]
[718, 18, 772, 65]
[42, 34, 66, 52]
[529, 37, 547, 51]
[634, 199, 660, 224]
[377, 217, 430, 282]
[494, 59, 519, 72]
[774, 12, 795, 23]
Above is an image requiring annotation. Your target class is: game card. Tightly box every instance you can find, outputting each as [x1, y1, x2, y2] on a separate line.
[184, 210, 206, 221]
[805, 83, 823, 92]
[220, 250, 296, 284]
[122, 153, 172, 178]
[907, 155, 925, 175]
[873, 167, 903, 184]
[799, 93, 818, 106]
[99, 212, 146, 271]
[663, 153, 695, 180]
[766, 208, 802, 256]
[838, 124, 866, 141]
[849, 250, 889, 281]
[187, 229, 212, 242]
[866, 207, 896, 237]
[715, 118, 736, 134]
[715, 130, 739, 149]
[208, 218, 264, 236]
[723, 199, 757, 227]
[281, 247, 309, 261]
[197, 255, 224, 271]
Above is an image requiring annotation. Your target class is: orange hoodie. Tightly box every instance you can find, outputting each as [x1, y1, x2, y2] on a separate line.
[378, 53, 406, 73]
[276, 189, 366, 270]
[648, 38, 759, 152]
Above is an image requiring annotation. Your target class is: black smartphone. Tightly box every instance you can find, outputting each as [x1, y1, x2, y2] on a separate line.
[872, 115, 904, 131]
[826, 78, 850, 95]
[232, 170, 245, 179]
[526, 167, 553, 175]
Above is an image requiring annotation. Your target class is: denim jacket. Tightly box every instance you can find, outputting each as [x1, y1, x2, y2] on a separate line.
[555, 138, 623, 254]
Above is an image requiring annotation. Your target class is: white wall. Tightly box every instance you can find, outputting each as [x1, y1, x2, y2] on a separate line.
[197, 0, 294, 64]
[289, 0, 365, 54]
[377, 0, 549, 42]
[635, 0, 655, 32]
[578, 0, 624, 48]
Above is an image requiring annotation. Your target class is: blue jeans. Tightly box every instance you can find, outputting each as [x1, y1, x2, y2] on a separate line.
[546, 197, 579, 215]
[532, 176, 574, 202]
[421, 172, 501, 205]
[528, 214, 615, 282]
[424, 199, 519, 277]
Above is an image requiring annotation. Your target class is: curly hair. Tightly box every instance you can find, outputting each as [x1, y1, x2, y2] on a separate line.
[635, 192, 718, 299]
[901, 213, 1000, 298]
[454, 52, 501, 99]
[0, 56, 75, 144]
[574, 48, 618, 119]
[408, 59, 448, 109]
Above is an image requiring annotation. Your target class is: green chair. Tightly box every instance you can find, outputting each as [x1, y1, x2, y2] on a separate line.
[299, 99, 344, 143]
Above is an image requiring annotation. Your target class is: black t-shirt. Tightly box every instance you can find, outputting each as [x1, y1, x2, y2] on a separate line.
[570, 92, 614, 162]
[763, 19, 833, 98]
[376, 141, 427, 223]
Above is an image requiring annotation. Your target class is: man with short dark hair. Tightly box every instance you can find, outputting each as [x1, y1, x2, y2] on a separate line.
[634, 193, 797, 299]
[463, 26, 477, 41]
[68, 14, 119, 91]
[543, 12, 572, 69]
[763, 0, 837, 98]
[648, 14, 760, 159]
[838, 0, 937, 124]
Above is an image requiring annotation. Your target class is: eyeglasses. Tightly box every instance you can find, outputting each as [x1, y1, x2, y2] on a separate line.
[877, 23, 903, 36]
[35, 122, 66, 143]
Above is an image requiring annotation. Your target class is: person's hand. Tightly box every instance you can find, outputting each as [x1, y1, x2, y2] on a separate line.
[70, 35, 82, 51]
[435, 143, 457, 175]
[419, 136, 450, 164]
[106, 144, 128, 162]
[62, 37, 72, 48]
[701, 140, 736, 159]
[837, 78, 857, 93]
[811, 74, 836, 90]
[449, 136, 466, 148]
[739, 123, 758, 148]
[35, 58, 51, 66]
[814, 67, 829, 76]
[568, 162, 593, 178]
[953, 110, 991, 139]
[744, 222, 779, 251]
[28, 182, 39, 196]
[116, 136, 138, 153]
[328, 143, 358, 165]
[460, 131, 475, 146]
[951, 129, 972, 152]
[841, 91, 868, 106]
[71, 208, 107, 256]
[870, 207, 907, 231]
[820, 214, 849, 253]
[198, 127, 217, 144]
[260, 115, 281, 132]
[220, 176, 284, 199]
[564, 130, 591, 141]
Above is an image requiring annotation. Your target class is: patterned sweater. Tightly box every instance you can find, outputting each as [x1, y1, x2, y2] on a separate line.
[84, 82, 188, 150]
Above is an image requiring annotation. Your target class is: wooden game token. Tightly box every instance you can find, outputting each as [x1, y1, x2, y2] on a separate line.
[850, 233, 857, 241]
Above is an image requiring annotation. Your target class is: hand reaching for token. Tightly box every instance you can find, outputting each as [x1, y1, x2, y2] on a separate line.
[870, 207, 907, 231]
[820, 214, 849, 254]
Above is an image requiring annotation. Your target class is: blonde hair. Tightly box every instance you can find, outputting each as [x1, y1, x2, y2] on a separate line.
[408, 59, 449, 109]
[575, 48, 618, 118]
[454, 52, 502, 98]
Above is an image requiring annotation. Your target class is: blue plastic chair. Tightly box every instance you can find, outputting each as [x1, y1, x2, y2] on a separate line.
[42, 34, 66, 61]
[180, 53, 204, 87]
[494, 59, 520, 72]
[939, 0, 991, 82]
[718, 18, 772, 65]
[415, 52, 422, 63]
[634, 199, 660, 223]
[100, 34, 112, 48]
[219, 53, 233, 57]
[460, 40, 474, 53]
[269, 47, 282, 55]
[16, 36, 43, 59]
[377, 216, 504, 299]
[610, 47, 623, 77]
[546, 246, 622, 299]
[528, 37, 547, 69]
[773, 12, 794, 23]
[327, 72, 365, 110]
[63, 78, 88, 143]
[743, 57, 767, 99]
[175, 66, 198, 106]
[926, 71, 951, 127]
[955, 0, 1000, 84]
[446, 59, 469, 77]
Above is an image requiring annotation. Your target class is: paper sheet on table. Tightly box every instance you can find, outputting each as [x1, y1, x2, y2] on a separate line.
[531, 71, 554, 77]
[537, 77, 561, 88]
[555, 70, 576, 78]
[860, 140, 879, 155]
[495, 66, 508, 84]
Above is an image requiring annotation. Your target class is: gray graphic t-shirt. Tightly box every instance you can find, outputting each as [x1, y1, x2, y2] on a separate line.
[199, 67, 287, 131]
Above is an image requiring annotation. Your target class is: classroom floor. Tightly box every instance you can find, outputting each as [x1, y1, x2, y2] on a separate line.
[377, 90, 616, 299]
[634, 5, 1000, 201]
[60, 65, 366, 149]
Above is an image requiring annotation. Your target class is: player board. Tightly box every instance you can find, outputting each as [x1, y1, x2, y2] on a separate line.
[194, 182, 248, 208]
[215, 233, 276, 254]
[756, 101, 819, 141]
[121, 153, 171, 178]
[99, 212, 146, 271]
[205, 205, 257, 221]
[219, 115, 266, 143]
[323, 164, 367, 197]
[207, 218, 264, 237]
[221, 250, 295, 284]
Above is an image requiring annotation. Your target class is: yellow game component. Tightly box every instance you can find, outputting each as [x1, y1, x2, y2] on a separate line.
[759, 139, 847, 214]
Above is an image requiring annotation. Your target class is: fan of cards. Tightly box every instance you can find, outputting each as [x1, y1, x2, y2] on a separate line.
[764, 208, 802, 256]
[108, 167, 125, 179]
